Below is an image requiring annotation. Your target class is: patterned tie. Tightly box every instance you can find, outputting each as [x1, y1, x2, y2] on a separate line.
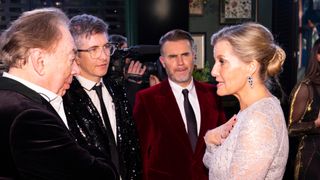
[92, 84, 119, 172]
[182, 89, 198, 152]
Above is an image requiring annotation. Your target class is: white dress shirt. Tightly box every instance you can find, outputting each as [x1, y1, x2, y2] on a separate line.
[168, 78, 201, 134]
[76, 75, 117, 143]
[3, 72, 69, 129]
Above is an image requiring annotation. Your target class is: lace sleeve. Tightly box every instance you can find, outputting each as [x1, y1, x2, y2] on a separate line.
[203, 142, 219, 169]
[288, 82, 320, 136]
[228, 111, 279, 179]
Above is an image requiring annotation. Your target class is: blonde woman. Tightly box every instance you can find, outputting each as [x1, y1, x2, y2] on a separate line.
[203, 22, 289, 179]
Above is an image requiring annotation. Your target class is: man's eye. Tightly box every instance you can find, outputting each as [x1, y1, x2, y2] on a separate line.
[104, 44, 112, 49]
[89, 47, 99, 53]
[167, 55, 176, 59]
[182, 52, 191, 57]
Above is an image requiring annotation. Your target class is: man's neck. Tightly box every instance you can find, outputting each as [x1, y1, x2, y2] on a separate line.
[78, 73, 102, 84]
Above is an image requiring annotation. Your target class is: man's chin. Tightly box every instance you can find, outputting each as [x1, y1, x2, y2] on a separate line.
[57, 83, 70, 96]
[60, 89, 67, 96]
[174, 76, 191, 83]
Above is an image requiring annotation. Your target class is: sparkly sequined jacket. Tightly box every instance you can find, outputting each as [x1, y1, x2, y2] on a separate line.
[63, 77, 142, 180]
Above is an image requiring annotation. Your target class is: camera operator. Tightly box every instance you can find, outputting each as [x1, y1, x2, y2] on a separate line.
[109, 34, 146, 83]
[108, 34, 160, 109]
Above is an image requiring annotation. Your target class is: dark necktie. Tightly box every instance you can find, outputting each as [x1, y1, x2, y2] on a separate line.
[92, 84, 119, 172]
[182, 89, 198, 152]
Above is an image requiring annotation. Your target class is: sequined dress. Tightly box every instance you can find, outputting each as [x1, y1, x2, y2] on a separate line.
[203, 96, 289, 180]
[288, 79, 320, 180]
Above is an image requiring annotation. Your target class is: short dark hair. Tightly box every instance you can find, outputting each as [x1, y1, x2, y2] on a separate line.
[159, 29, 194, 55]
[108, 34, 127, 48]
[69, 14, 109, 47]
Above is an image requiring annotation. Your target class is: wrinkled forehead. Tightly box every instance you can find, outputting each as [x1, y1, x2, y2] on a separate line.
[75, 32, 108, 47]
[161, 39, 192, 53]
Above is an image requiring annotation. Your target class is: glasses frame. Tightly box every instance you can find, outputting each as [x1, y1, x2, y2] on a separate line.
[77, 42, 117, 58]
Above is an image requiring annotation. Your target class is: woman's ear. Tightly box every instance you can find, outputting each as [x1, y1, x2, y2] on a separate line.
[248, 60, 258, 75]
[29, 48, 45, 76]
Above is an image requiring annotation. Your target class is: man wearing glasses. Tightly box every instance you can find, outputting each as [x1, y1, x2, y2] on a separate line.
[63, 14, 142, 180]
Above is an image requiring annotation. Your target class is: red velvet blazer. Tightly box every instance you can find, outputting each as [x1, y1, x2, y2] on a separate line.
[133, 79, 226, 180]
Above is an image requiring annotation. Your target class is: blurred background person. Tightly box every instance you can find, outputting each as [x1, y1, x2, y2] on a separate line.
[204, 22, 289, 179]
[108, 34, 160, 109]
[109, 34, 128, 49]
[108, 34, 146, 109]
[288, 38, 320, 180]
[63, 14, 141, 180]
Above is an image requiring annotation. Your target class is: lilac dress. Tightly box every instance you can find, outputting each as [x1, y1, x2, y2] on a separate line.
[203, 97, 289, 180]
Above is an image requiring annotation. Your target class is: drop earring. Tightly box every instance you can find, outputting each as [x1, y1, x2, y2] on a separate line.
[247, 76, 254, 88]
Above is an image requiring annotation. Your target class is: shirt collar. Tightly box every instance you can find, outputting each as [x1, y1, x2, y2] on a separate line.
[76, 75, 103, 91]
[168, 78, 195, 95]
[3, 72, 58, 102]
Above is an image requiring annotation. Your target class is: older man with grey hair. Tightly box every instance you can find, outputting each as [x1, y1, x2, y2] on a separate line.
[0, 8, 117, 179]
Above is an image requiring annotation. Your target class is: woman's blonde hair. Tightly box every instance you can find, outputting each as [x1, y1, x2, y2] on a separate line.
[211, 22, 286, 81]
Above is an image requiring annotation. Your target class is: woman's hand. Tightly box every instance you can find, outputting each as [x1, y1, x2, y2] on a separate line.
[204, 115, 237, 145]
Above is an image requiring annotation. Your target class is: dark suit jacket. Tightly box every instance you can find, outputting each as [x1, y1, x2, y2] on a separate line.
[63, 77, 142, 180]
[133, 79, 226, 180]
[0, 77, 117, 180]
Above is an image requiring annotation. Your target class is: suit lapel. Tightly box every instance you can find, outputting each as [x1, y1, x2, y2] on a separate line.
[0, 77, 70, 131]
[195, 82, 211, 139]
[0, 77, 43, 103]
[193, 81, 214, 156]
[69, 78, 107, 132]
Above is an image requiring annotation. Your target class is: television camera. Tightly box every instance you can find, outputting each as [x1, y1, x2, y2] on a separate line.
[108, 45, 166, 83]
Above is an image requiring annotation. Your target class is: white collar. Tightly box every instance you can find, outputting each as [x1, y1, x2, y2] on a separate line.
[3, 72, 58, 101]
[168, 78, 195, 94]
[76, 75, 103, 91]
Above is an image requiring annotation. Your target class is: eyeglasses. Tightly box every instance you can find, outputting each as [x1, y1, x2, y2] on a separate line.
[77, 43, 116, 58]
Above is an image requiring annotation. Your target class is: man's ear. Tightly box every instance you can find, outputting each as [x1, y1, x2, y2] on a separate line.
[192, 51, 196, 63]
[75, 53, 81, 65]
[159, 56, 166, 68]
[29, 48, 45, 76]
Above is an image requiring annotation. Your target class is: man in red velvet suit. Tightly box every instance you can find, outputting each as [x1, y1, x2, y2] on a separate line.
[133, 29, 226, 180]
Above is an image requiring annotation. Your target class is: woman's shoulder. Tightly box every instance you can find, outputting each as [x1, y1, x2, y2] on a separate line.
[242, 97, 284, 127]
[246, 97, 281, 113]
[299, 78, 312, 89]
[296, 78, 312, 89]
[290, 79, 311, 101]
